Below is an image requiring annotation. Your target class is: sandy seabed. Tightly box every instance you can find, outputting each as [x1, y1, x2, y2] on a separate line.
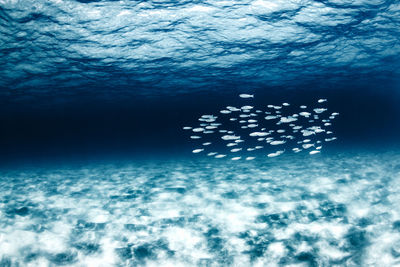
[1, 151, 400, 266]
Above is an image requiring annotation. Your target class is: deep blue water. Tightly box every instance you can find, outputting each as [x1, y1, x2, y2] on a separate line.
[0, 0, 400, 265]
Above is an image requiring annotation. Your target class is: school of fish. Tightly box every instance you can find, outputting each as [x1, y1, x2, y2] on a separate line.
[183, 94, 339, 160]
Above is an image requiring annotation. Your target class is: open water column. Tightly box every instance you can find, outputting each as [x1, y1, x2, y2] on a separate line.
[0, 0, 400, 266]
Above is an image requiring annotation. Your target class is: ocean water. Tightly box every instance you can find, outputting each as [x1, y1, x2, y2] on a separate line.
[1, 0, 400, 266]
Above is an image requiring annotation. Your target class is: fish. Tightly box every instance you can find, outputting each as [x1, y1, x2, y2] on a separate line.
[202, 142, 212, 146]
[183, 126, 192, 130]
[302, 144, 314, 149]
[205, 126, 217, 129]
[325, 137, 337, 142]
[265, 115, 277, 120]
[227, 143, 238, 147]
[299, 112, 311, 117]
[231, 157, 241, 160]
[300, 105, 307, 109]
[192, 149, 204, 153]
[230, 118, 238, 121]
[231, 148, 242, 152]
[246, 157, 256, 160]
[318, 99, 327, 103]
[220, 110, 231, 114]
[207, 152, 217, 156]
[247, 124, 258, 128]
[277, 129, 285, 133]
[292, 148, 301, 153]
[270, 140, 286, 145]
[241, 105, 254, 110]
[215, 154, 226, 158]
[239, 94, 254, 98]
[192, 128, 204, 132]
[190, 136, 201, 139]
[221, 135, 240, 140]
[255, 146, 264, 149]
[313, 108, 327, 114]
[268, 150, 284, 157]
[248, 119, 257, 123]
[282, 103, 290, 106]
[309, 150, 320, 155]
[226, 106, 240, 111]
[203, 130, 214, 134]
[280, 117, 297, 123]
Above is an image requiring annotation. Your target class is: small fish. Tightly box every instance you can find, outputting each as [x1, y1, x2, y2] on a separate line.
[227, 142, 238, 147]
[183, 126, 192, 130]
[230, 118, 238, 121]
[265, 115, 277, 120]
[309, 150, 320, 155]
[324, 123, 331, 126]
[190, 136, 201, 139]
[302, 144, 314, 149]
[192, 128, 204, 132]
[239, 94, 254, 98]
[241, 105, 254, 110]
[292, 148, 301, 153]
[313, 108, 327, 114]
[299, 112, 311, 117]
[207, 152, 217, 156]
[192, 149, 204, 153]
[282, 103, 290, 106]
[268, 150, 284, 157]
[246, 157, 256, 160]
[325, 137, 337, 142]
[248, 119, 257, 123]
[318, 99, 327, 103]
[215, 154, 226, 158]
[219, 130, 228, 133]
[249, 132, 269, 137]
[220, 110, 231, 114]
[300, 105, 307, 109]
[255, 146, 263, 149]
[303, 139, 311, 143]
[231, 157, 241, 161]
[247, 148, 255, 151]
[248, 124, 258, 128]
[221, 135, 240, 140]
[331, 112, 339, 116]
[277, 129, 285, 133]
[280, 117, 298, 123]
[235, 139, 245, 143]
[203, 130, 214, 134]
[240, 114, 250, 118]
[202, 142, 212, 146]
[270, 140, 286, 145]
[205, 126, 217, 129]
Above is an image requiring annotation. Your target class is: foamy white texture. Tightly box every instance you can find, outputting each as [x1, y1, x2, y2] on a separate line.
[0, 151, 399, 266]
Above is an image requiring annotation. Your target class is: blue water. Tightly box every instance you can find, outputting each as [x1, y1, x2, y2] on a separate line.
[0, 0, 400, 266]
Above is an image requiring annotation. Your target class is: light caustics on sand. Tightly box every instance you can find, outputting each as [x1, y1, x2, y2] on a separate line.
[1, 152, 400, 266]
[183, 94, 339, 160]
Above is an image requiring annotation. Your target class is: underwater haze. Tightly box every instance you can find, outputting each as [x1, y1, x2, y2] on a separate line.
[0, 0, 400, 266]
